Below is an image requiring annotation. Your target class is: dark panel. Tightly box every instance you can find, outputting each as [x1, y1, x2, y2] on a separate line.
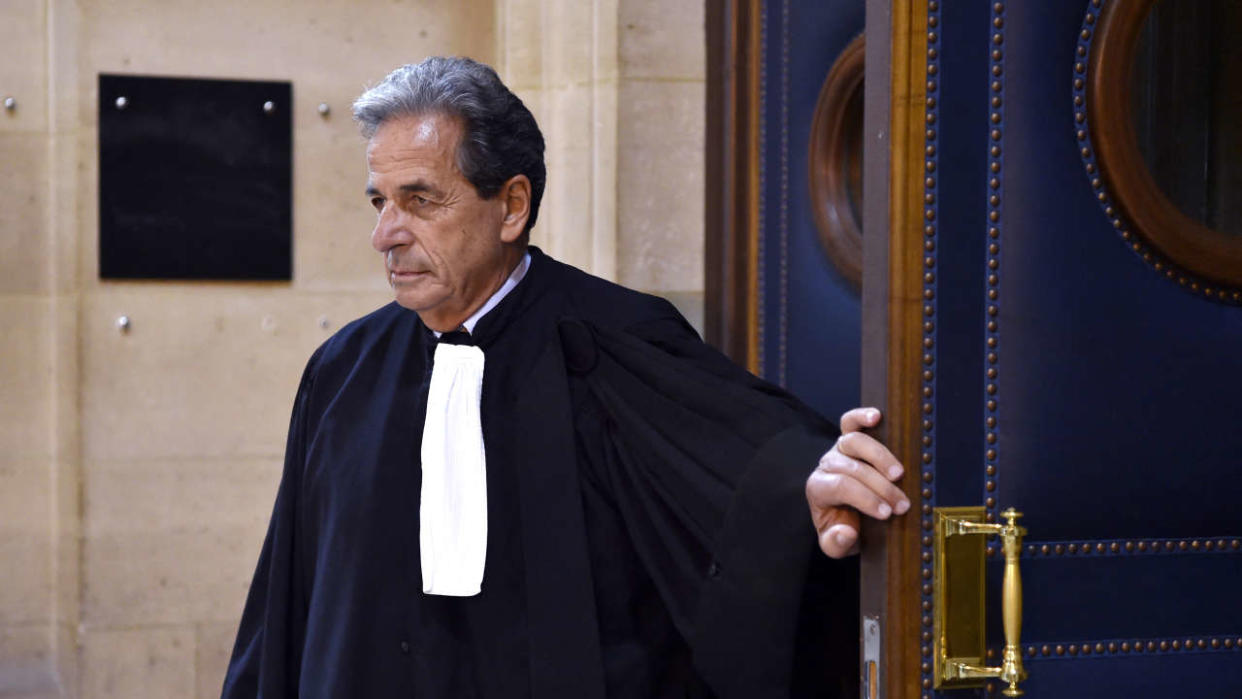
[930, 0, 991, 509]
[988, 552, 1242, 642]
[99, 74, 293, 280]
[996, 1, 1242, 541]
[758, 0, 864, 420]
[1021, 650, 1242, 698]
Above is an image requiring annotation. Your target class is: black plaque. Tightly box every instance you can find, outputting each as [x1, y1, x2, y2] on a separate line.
[99, 74, 293, 280]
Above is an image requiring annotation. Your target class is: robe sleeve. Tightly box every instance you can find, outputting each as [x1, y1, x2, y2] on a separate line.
[221, 346, 322, 698]
[561, 312, 848, 698]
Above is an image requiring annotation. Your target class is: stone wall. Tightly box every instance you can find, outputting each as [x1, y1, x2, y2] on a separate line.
[0, 0, 703, 696]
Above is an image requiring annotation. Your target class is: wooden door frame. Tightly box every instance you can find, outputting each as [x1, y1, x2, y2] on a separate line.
[704, 0, 761, 372]
[705, 0, 926, 695]
[859, 0, 928, 696]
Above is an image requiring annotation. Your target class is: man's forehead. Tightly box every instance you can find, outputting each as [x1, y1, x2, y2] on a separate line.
[367, 112, 462, 156]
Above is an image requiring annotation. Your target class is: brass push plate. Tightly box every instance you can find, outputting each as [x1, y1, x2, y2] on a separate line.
[933, 506, 987, 690]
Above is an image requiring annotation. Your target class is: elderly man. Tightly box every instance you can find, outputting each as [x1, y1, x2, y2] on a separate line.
[223, 57, 906, 698]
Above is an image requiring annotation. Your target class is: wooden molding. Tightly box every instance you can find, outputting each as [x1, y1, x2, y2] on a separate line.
[705, 0, 761, 372]
[809, 33, 866, 291]
[1090, 0, 1242, 287]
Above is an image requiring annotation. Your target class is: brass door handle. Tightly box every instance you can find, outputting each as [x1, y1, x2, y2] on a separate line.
[933, 507, 1028, 696]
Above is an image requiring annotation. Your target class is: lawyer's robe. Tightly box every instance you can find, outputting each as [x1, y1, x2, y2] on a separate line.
[222, 247, 858, 699]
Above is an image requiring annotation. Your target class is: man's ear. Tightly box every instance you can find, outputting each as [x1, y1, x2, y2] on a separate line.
[498, 174, 531, 243]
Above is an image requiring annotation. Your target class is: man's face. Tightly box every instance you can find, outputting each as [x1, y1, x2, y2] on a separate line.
[366, 113, 516, 331]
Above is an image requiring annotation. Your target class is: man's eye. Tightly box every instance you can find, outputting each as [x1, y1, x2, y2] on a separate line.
[414, 195, 429, 206]
[370, 197, 384, 211]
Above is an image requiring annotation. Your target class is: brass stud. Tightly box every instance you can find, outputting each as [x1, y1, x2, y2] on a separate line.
[1068, 645, 1078, 655]
[923, 353, 934, 364]
[928, 32, 938, 43]
[925, 240, 935, 251]
[923, 369, 934, 380]
[1096, 543, 1105, 553]
[1227, 639, 1236, 649]
[929, 64, 938, 76]
[921, 662, 931, 673]
[988, 304, 998, 315]
[1095, 643, 1105, 653]
[1027, 646, 1037, 657]
[987, 337, 997, 348]
[986, 431, 997, 442]
[923, 536, 933, 547]
[1075, 78, 1084, 90]
[1074, 62, 1084, 74]
[922, 519, 933, 531]
[987, 497, 997, 508]
[993, 33, 1003, 46]
[1086, 12, 1095, 24]
[922, 552, 932, 563]
[1198, 639, 1207, 649]
[1160, 641, 1169, 651]
[986, 450, 997, 461]
[927, 80, 937, 92]
[989, 210, 1000, 222]
[1206, 540, 1216, 550]
[925, 224, 936, 235]
[1164, 541, 1175, 551]
[987, 400, 996, 411]
[986, 480, 995, 492]
[1179, 541, 1188, 551]
[1147, 641, 1156, 652]
[929, 16, 938, 27]
[1074, 95, 1084, 107]
[988, 289, 998, 300]
[1055, 645, 1064, 656]
[1077, 45, 1087, 57]
[1108, 642, 1117, 653]
[927, 128, 937, 139]
[922, 488, 932, 499]
[1081, 29, 1091, 40]
[990, 178, 1000, 189]
[991, 112, 1001, 124]
[1212, 639, 1221, 649]
[923, 472, 933, 483]
[922, 615, 932, 627]
[1054, 544, 1064, 555]
[1110, 542, 1120, 553]
[928, 48, 938, 59]
[986, 383, 997, 395]
[986, 416, 996, 428]
[1067, 543, 1078, 554]
[922, 644, 931, 656]
[1086, 163, 1095, 174]
[1126, 541, 1134, 552]
[923, 419, 933, 430]
[986, 465, 996, 475]
[1191, 540, 1200, 550]
[1171, 640, 1180, 651]
[1078, 130, 1088, 141]
[1075, 112, 1085, 123]
[993, 17, 1003, 29]
[1121, 642, 1130, 652]
[1041, 645, 1051, 657]
[991, 128, 1001, 141]
[989, 194, 1001, 206]
[1040, 544, 1050, 555]
[1081, 644, 1092, 655]
[924, 304, 934, 317]
[991, 145, 1001, 157]
[1234, 540, 1241, 549]
[991, 162, 1001, 173]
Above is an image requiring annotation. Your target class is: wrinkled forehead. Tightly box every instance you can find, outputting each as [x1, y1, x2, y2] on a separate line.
[366, 111, 464, 163]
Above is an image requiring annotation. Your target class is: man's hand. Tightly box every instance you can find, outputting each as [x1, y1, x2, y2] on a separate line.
[806, 407, 908, 558]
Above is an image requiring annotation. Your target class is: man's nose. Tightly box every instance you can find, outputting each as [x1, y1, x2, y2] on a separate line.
[371, 204, 410, 253]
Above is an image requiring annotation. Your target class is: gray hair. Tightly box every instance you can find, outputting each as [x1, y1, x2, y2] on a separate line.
[352, 57, 546, 236]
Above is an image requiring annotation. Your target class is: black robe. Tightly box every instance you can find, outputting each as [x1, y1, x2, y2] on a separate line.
[222, 247, 858, 698]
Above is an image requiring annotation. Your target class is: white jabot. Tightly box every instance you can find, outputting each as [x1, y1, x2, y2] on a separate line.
[419, 251, 530, 596]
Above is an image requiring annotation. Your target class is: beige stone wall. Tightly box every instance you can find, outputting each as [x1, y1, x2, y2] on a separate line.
[0, 0, 703, 696]
[495, 0, 705, 328]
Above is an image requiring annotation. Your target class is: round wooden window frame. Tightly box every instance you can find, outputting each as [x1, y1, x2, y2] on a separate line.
[1090, 0, 1242, 288]
[809, 33, 865, 290]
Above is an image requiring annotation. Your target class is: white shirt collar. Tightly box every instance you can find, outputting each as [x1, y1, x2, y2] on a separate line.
[433, 251, 531, 337]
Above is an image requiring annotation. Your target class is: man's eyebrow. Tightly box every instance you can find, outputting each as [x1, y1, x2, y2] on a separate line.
[364, 181, 442, 198]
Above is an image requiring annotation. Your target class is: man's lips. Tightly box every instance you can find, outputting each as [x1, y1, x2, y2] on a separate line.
[388, 269, 428, 284]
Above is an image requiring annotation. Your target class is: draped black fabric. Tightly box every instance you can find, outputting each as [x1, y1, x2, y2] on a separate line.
[221, 247, 855, 699]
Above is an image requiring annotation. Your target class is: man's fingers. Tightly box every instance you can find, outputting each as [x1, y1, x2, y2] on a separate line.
[815, 507, 861, 558]
[807, 469, 897, 521]
[817, 449, 909, 514]
[840, 407, 882, 434]
[835, 431, 904, 481]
